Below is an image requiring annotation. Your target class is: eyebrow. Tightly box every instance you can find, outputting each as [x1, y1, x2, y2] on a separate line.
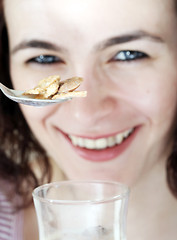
[11, 40, 66, 54]
[96, 30, 164, 50]
[11, 30, 164, 54]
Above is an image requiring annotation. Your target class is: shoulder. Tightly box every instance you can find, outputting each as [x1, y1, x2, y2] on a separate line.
[0, 182, 24, 240]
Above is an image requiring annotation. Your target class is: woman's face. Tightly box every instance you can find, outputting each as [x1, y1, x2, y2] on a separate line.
[4, 0, 177, 186]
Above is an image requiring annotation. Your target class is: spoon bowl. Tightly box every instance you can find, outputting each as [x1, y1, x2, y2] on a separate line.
[0, 83, 72, 106]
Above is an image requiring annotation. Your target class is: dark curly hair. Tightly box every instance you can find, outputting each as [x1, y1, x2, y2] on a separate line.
[0, 0, 176, 210]
[0, 2, 51, 209]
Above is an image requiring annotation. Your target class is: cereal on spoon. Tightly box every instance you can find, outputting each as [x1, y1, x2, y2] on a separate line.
[23, 75, 87, 99]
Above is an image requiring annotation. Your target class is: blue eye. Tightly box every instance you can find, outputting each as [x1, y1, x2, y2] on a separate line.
[28, 55, 64, 64]
[112, 50, 148, 61]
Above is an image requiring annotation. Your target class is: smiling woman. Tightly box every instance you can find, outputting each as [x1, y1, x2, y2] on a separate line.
[0, 0, 177, 239]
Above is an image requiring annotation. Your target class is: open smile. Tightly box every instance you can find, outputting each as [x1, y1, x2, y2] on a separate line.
[58, 127, 138, 162]
[68, 128, 134, 150]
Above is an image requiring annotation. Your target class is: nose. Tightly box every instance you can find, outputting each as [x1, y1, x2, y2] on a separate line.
[68, 68, 118, 127]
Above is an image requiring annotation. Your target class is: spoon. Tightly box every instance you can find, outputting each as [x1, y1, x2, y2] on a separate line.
[0, 82, 72, 107]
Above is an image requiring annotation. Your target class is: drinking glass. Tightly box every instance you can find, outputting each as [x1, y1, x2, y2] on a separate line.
[32, 180, 129, 240]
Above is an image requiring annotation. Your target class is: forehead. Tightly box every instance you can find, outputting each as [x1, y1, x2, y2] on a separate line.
[4, 0, 175, 21]
[4, 0, 176, 47]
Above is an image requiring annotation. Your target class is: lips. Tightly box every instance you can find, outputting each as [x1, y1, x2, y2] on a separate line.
[59, 127, 138, 162]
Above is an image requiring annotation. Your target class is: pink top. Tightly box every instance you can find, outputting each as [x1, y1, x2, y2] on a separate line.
[0, 190, 23, 240]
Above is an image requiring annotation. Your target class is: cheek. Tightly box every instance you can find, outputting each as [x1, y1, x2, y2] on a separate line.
[20, 105, 63, 158]
[144, 82, 177, 124]
[20, 105, 57, 132]
[131, 88, 177, 133]
[107, 65, 177, 125]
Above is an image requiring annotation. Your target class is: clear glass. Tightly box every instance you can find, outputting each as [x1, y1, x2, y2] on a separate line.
[32, 180, 129, 240]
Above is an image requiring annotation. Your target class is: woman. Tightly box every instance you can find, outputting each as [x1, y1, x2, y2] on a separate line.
[0, 0, 177, 239]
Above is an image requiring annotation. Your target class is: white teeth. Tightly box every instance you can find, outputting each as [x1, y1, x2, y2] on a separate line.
[71, 136, 78, 146]
[69, 128, 134, 150]
[95, 138, 107, 149]
[84, 139, 96, 149]
[124, 130, 130, 138]
[116, 134, 123, 144]
[107, 136, 116, 147]
[78, 138, 84, 147]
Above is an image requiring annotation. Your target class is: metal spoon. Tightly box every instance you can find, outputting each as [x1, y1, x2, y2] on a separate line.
[0, 82, 72, 107]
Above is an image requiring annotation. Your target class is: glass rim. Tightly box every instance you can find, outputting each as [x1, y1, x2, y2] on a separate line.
[32, 180, 130, 205]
